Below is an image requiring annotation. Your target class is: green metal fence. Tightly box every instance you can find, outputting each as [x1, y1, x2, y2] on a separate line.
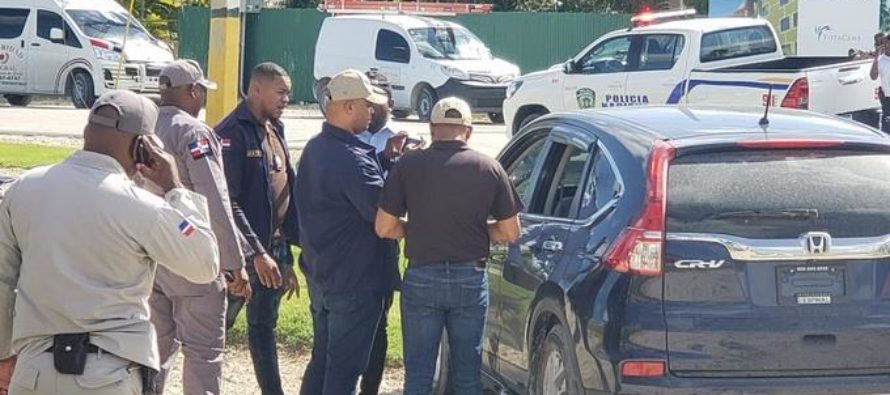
[177, 7, 629, 103]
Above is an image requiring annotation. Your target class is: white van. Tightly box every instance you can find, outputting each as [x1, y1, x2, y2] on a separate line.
[314, 14, 520, 122]
[0, 0, 174, 108]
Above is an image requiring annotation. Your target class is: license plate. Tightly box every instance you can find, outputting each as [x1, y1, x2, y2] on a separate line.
[797, 293, 832, 305]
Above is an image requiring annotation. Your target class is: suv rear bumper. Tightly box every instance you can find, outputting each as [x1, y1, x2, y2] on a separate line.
[616, 373, 890, 394]
[436, 78, 508, 113]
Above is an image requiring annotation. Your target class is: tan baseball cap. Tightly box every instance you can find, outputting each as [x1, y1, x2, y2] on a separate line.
[160, 59, 217, 90]
[327, 69, 388, 105]
[431, 97, 472, 127]
[87, 90, 159, 136]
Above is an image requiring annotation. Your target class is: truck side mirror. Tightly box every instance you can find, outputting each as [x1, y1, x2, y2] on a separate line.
[564, 59, 576, 74]
[393, 47, 410, 63]
[50, 28, 65, 44]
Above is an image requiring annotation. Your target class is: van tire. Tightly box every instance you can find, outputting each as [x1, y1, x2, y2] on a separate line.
[4, 95, 32, 107]
[314, 78, 331, 115]
[69, 71, 96, 109]
[415, 85, 437, 122]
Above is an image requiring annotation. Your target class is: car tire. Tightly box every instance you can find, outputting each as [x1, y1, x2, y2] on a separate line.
[488, 112, 505, 124]
[4, 94, 32, 107]
[392, 109, 411, 120]
[415, 85, 437, 122]
[69, 71, 96, 109]
[431, 330, 454, 395]
[530, 324, 584, 395]
[314, 78, 331, 116]
[518, 111, 546, 131]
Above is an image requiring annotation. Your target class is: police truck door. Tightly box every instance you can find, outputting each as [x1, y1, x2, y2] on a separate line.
[561, 35, 632, 111]
[0, 8, 31, 95]
[623, 33, 689, 106]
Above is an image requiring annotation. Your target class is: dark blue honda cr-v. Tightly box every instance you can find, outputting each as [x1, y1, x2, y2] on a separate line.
[435, 106, 890, 395]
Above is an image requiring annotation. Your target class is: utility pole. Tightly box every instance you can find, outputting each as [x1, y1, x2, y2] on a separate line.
[206, 0, 242, 126]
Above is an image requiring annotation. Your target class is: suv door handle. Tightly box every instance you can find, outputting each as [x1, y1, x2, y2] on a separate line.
[541, 240, 563, 253]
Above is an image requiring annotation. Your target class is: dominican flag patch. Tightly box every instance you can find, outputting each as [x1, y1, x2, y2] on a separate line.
[188, 138, 212, 160]
[221, 139, 232, 149]
[178, 220, 196, 237]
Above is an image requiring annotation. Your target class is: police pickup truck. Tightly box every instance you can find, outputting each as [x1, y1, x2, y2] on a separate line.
[504, 10, 881, 135]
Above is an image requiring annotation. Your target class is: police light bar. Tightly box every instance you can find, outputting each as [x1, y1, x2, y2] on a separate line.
[321, 0, 493, 16]
[631, 8, 697, 27]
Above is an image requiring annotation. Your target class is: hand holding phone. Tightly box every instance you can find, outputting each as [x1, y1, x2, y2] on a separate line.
[135, 136, 182, 193]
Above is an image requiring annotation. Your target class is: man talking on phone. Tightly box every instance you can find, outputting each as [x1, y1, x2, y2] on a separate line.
[147, 60, 251, 395]
[0, 90, 219, 394]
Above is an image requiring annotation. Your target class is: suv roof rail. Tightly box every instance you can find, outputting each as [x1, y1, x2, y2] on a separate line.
[320, 0, 493, 16]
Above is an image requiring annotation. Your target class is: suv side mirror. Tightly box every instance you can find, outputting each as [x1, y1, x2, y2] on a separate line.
[393, 46, 410, 63]
[50, 28, 65, 44]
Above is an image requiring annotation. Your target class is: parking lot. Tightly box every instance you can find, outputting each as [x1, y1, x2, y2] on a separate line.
[0, 103, 511, 159]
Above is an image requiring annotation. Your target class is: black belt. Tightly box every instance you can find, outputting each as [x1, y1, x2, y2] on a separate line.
[45, 344, 100, 354]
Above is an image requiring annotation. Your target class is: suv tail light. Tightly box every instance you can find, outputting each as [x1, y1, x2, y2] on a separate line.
[781, 78, 809, 110]
[621, 360, 666, 378]
[604, 140, 675, 276]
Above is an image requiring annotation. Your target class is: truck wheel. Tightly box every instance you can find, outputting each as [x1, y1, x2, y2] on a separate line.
[4, 94, 32, 107]
[313, 78, 331, 116]
[488, 112, 504, 124]
[415, 85, 438, 122]
[530, 324, 583, 395]
[69, 71, 96, 109]
[518, 111, 546, 131]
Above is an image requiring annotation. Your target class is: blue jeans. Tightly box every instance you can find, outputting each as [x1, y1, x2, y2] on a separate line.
[226, 242, 291, 395]
[301, 280, 386, 395]
[401, 262, 489, 395]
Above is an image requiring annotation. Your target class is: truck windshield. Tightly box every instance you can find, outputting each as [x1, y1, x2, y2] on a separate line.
[408, 27, 492, 60]
[700, 25, 777, 63]
[66, 9, 153, 44]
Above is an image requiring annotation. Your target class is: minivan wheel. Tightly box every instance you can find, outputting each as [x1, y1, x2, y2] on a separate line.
[4, 94, 32, 107]
[432, 330, 453, 395]
[531, 324, 583, 395]
[314, 78, 331, 116]
[415, 85, 437, 122]
[69, 71, 96, 109]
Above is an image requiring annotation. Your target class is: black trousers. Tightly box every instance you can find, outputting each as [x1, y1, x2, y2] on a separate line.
[882, 95, 890, 133]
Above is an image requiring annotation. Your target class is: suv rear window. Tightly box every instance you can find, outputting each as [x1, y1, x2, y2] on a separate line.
[700, 26, 777, 63]
[667, 150, 890, 239]
[0, 8, 29, 39]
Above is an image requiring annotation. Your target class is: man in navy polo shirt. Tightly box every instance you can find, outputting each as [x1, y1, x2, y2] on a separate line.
[295, 69, 405, 394]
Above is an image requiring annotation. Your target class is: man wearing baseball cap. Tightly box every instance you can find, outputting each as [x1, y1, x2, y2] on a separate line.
[376, 97, 521, 394]
[147, 59, 249, 395]
[0, 90, 219, 394]
[296, 69, 406, 394]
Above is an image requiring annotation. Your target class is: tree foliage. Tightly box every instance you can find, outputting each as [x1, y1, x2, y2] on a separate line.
[115, 0, 208, 43]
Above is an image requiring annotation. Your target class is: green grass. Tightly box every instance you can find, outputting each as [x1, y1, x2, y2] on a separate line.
[0, 144, 76, 169]
[228, 247, 407, 367]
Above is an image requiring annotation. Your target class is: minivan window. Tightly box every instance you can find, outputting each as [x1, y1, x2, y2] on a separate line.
[375, 29, 410, 64]
[407, 27, 492, 60]
[700, 26, 777, 63]
[0, 8, 29, 39]
[667, 150, 890, 239]
[66, 9, 152, 44]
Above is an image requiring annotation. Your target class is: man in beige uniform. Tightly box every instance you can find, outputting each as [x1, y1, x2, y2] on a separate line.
[148, 60, 251, 395]
[0, 90, 220, 395]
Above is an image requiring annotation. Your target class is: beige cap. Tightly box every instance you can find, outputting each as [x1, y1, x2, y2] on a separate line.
[88, 90, 159, 136]
[160, 59, 217, 90]
[327, 69, 387, 105]
[431, 97, 472, 127]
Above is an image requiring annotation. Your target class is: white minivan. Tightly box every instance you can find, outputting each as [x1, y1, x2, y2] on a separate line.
[314, 14, 520, 122]
[0, 0, 174, 108]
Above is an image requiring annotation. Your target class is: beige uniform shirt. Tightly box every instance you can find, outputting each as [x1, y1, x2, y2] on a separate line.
[0, 151, 220, 369]
[152, 106, 246, 293]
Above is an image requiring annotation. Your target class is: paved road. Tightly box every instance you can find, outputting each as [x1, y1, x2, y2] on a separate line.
[0, 104, 511, 159]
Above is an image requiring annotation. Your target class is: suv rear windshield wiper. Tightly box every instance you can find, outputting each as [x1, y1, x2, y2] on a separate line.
[707, 209, 820, 220]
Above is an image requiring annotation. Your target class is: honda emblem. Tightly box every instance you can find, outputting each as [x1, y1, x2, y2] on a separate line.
[804, 232, 831, 254]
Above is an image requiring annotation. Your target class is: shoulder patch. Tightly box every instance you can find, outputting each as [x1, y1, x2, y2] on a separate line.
[221, 139, 232, 149]
[188, 138, 212, 160]
[178, 220, 196, 237]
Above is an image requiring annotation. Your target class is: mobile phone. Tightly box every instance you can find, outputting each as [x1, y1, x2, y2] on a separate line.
[134, 137, 151, 165]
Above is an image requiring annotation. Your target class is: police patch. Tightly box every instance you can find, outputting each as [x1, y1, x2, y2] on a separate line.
[576, 88, 596, 109]
[188, 138, 212, 160]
